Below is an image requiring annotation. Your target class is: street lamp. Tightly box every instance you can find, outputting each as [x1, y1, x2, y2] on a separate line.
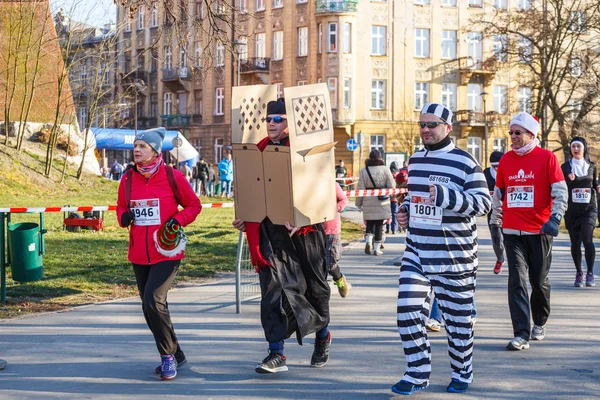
[132, 79, 146, 135]
[480, 91, 489, 168]
[232, 40, 247, 87]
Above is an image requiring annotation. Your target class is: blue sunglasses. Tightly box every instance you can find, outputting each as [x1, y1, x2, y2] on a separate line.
[266, 116, 287, 123]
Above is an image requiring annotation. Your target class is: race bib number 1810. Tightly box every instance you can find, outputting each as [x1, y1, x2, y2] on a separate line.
[130, 199, 161, 226]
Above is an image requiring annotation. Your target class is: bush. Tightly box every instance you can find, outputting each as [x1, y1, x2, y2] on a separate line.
[32, 126, 78, 156]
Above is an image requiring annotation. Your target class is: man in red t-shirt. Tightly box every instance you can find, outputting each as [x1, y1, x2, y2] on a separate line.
[490, 112, 567, 351]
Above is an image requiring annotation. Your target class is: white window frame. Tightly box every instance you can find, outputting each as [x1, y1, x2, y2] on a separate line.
[328, 77, 337, 109]
[150, 5, 158, 27]
[194, 42, 203, 66]
[441, 83, 456, 111]
[493, 34, 507, 62]
[297, 80, 307, 86]
[518, 0, 531, 10]
[273, 31, 283, 60]
[164, 46, 172, 69]
[215, 138, 224, 163]
[371, 26, 386, 56]
[414, 82, 429, 110]
[80, 65, 87, 86]
[298, 27, 308, 57]
[518, 35, 532, 63]
[467, 83, 483, 111]
[468, 0, 482, 7]
[493, 85, 508, 114]
[494, 0, 507, 9]
[238, 37, 248, 60]
[273, 0, 283, 8]
[215, 87, 224, 115]
[125, 8, 132, 32]
[493, 137, 507, 152]
[370, 135, 385, 158]
[137, 7, 144, 30]
[78, 107, 88, 128]
[318, 24, 322, 54]
[216, 42, 225, 66]
[276, 82, 283, 99]
[328, 23, 337, 53]
[467, 137, 482, 162]
[179, 46, 187, 68]
[518, 87, 532, 113]
[371, 80, 385, 110]
[415, 29, 429, 58]
[467, 32, 482, 62]
[255, 33, 266, 58]
[569, 57, 582, 77]
[344, 23, 351, 53]
[239, 0, 248, 12]
[256, 0, 265, 11]
[441, 30, 456, 59]
[442, 0, 456, 5]
[163, 92, 173, 115]
[414, 0, 430, 4]
[569, 11, 587, 33]
[343, 78, 351, 109]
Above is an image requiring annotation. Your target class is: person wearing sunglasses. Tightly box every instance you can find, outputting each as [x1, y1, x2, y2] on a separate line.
[393, 103, 491, 395]
[489, 112, 567, 352]
[560, 137, 598, 288]
[232, 98, 332, 375]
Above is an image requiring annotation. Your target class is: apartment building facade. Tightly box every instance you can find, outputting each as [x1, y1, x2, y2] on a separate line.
[115, 0, 571, 172]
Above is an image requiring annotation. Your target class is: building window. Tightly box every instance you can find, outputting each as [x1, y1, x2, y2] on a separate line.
[215, 87, 224, 115]
[414, 0, 430, 4]
[467, 83, 482, 111]
[343, 78, 351, 109]
[493, 34, 507, 62]
[467, 32, 482, 62]
[414, 82, 429, 110]
[493, 137, 507, 152]
[298, 27, 308, 57]
[164, 46, 172, 69]
[216, 42, 224, 66]
[194, 42, 203, 66]
[256, 0, 265, 11]
[255, 33, 266, 59]
[518, 0, 531, 10]
[125, 8, 131, 31]
[273, 31, 283, 60]
[569, 57, 582, 77]
[441, 30, 456, 59]
[328, 77, 337, 109]
[518, 35, 532, 63]
[569, 11, 587, 33]
[518, 87, 532, 113]
[137, 7, 144, 30]
[344, 23, 351, 53]
[273, 0, 283, 8]
[276, 82, 283, 99]
[78, 107, 88, 129]
[469, 0, 482, 7]
[150, 49, 158, 72]
[415, 29, 429, 58]
[371, 26, 386, 56]
[328, 23, 337, 52]
[237, 37, 248, 60]
[150, 94, 158, 118]
[215, 138, 224, 162]
[494, 0, 507, 9]
[239, 0, 248, 12]
[80, 65, 87, 86]
[371, 80, 385, 109]
[197, 1, 206, 19]
[467, 137, 481, 162]
[493, 85, 508, 114]
[163, 92, 173, 115]
[370, 135, 385, 159]
[179, 46, 187, 68]
[297, 80, 306, 86]
[318, 24, 322, 54]
[150, 5, 158, 27]
[442, 0, 456, 5]
[297, 0, 307, 3]
[194, 90, 203, 115]
[441, 83, 456, 111]
[568, 99, 582, 120]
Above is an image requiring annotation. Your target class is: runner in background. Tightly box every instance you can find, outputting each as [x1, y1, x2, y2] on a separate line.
[560, 137, 598, 287]
[483, 151, 506, 274]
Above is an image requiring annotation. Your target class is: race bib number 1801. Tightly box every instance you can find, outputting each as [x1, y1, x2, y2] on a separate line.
[130, 199, 161, 226]
[410, 195, 443, 226]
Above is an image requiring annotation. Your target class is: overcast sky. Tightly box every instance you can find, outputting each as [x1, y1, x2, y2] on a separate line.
[50, 0, 116, 27]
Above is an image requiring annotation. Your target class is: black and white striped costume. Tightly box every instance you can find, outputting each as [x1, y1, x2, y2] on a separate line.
[397, 140, 491, 386]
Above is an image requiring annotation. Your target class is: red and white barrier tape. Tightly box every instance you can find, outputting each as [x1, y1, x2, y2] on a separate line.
[335, 176, 359, 181]
[0, 202, 236, 213]
[345, 188, 408, 197]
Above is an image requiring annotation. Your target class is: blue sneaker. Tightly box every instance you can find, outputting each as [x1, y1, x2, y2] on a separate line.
[160, 354, 177, 380]
[447, 379, 469, 393]
[391, 380, 429, 395]
[155, 357, 186, 374]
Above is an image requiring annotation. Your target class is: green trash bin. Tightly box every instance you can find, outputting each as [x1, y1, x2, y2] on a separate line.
[8, 222, 44, 282]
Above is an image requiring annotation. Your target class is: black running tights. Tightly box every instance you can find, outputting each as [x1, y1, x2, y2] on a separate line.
[568, 223, 595, 274]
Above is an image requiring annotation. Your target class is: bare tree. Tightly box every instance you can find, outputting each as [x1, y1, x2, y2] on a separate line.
[476, 0, 600, 158]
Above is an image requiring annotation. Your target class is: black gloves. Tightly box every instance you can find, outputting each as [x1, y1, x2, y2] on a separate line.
[166, 217, 181, 229]
[121, 211, 134, 227]
[540, 214, 561, 237]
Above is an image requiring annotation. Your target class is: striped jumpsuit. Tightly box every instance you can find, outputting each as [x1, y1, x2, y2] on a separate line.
[397, 141, 491, 385]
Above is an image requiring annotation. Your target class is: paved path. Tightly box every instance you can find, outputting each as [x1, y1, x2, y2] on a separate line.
[1, 206, 599, 399]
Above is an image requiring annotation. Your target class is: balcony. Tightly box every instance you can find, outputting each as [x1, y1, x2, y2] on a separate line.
[316, 0, 358, 13]
[454, 110, 504, 137]
[240, 57, 270, 73]
[458, 56, 498, 85]
[161, 67, 192, 92]
[120, 70, 148, 85]
[161, 114, 191, 127]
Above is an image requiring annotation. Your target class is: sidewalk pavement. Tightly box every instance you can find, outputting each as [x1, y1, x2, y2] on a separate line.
[1, 205, 599, 399]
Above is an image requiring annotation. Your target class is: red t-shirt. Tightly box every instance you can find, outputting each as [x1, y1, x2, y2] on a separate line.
[495, 147, 563, 232]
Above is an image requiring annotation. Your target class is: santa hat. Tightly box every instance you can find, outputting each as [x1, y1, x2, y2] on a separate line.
[153, 221, 186, 257]
[510, 112, 540, 138]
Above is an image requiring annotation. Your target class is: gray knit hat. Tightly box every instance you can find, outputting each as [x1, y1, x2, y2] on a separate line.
[135, 127, 165, 154]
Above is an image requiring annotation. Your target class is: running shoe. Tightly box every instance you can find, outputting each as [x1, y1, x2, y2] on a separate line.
[425, 319, 441, 332]
[391, 380, 429, 395]
[586, 272, 595, 287]
[155, 357, 187, 374]
[159, 354, 177, 380]
[493, 260, 503, 274]
[506, 337, 530, 350]
[531, 325, 546, 341]
[575, 271, 584, 287]
[447, 379, 469, 393]
[255, 351, 288, 373]
[311, 332, 331, 368]
[334, 275, 351, 298]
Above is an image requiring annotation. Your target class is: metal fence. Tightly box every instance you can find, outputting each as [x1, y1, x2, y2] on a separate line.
[235, 231, 261, 313]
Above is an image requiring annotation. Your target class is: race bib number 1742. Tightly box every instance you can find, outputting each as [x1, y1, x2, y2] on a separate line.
[507, 186, 534, 208]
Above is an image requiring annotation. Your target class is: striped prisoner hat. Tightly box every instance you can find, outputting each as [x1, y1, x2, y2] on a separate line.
[421, 103, 453, 125]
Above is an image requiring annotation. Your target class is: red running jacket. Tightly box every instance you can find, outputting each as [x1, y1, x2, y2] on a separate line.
[117, 164, 202, 265]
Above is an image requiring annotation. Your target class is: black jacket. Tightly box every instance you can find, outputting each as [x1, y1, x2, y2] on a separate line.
[561, 160, 598, 229]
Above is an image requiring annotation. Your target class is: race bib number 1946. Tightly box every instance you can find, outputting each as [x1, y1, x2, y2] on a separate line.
[130, 199, 161, 226]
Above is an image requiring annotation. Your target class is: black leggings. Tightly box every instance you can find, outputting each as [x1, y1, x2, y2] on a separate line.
[568, 223, 595, 274]
[366, 220, 384, 242]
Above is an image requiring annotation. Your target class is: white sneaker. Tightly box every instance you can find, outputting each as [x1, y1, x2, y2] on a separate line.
[506, 337, 530, 350]
[531, 325, 546, 341]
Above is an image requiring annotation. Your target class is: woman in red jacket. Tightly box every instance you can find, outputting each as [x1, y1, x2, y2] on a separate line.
[117, 128, 201, 380]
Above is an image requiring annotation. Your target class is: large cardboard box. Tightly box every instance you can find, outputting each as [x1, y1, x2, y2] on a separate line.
[231, 83, 337, 227]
